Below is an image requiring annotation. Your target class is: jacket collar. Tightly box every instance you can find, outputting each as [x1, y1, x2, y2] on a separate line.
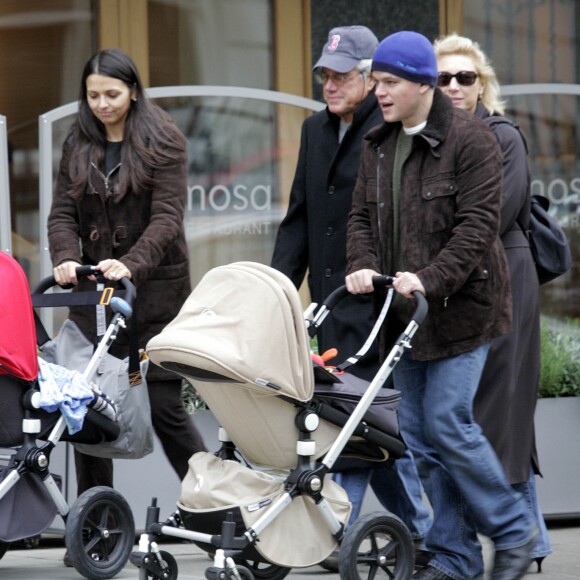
[474, 102, 491, 121]
[364, 88, 454, 149]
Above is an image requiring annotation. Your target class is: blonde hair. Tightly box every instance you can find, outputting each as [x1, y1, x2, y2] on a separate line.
[433, 33, 505, 115]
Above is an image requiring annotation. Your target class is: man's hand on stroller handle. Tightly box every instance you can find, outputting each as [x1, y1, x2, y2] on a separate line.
[392, 271, 425, 299]
[345, 269, 381, 294]
[346, 269, 425, 299]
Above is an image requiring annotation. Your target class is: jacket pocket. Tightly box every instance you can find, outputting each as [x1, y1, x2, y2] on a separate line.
[365, 177, 378, 204]
[433, 265, 493, 345]
[459, 265, 493, 308]
[420, 173, 457, 233]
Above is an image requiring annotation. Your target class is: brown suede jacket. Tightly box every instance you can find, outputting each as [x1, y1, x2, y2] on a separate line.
[346, 89, 511, 361]
[47, 131, 191, 381]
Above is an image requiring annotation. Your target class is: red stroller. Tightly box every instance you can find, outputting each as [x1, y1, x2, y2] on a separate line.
[0, 251, 135, 580]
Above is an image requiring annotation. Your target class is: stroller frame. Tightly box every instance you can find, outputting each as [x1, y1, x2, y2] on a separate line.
[0, 259, 137, 580]
[131, 265, 428, 580]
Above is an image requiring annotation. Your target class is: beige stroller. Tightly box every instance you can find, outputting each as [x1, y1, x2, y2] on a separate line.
[130, 261, 428, 580]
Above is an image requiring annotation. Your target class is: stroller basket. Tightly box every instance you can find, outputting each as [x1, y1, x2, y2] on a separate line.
[0, 465, 62, 542]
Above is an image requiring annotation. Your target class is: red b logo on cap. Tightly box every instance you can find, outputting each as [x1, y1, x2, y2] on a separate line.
[328, 34, 341, 52]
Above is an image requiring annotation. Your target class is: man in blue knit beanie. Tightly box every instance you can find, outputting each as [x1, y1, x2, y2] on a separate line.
[345, 30, 537, 580]
[272, 25, 432, 571]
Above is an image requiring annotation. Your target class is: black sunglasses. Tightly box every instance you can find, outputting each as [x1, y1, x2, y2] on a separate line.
[437, 71, 478, 87]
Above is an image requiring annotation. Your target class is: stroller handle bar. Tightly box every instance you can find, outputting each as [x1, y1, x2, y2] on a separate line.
[33, 265, 136, 310]
[321, 275, 428, 327]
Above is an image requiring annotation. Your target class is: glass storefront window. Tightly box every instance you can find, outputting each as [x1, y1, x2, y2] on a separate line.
[147, 0, 307, 286]
[154, 92, 308, 286]
[148, 0, 272, 88]
[464, 0, 579, 322]
[0, 0, 96, 281]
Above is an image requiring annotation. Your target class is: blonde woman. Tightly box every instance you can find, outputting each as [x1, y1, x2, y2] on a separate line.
[434, 33, 551, 572]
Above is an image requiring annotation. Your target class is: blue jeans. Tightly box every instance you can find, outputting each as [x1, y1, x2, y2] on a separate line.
[333, 469, 370, 527]
[394, 346, 533, 580]
[512, 466, 552, 559]
[333, 450, 432, 540]
[370, 451, 432, 541]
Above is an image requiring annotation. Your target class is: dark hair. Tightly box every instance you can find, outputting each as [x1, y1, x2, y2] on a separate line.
[67, 48, 185, 199]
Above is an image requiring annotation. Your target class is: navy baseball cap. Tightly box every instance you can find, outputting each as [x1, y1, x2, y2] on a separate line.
[314, 26, 379, 73]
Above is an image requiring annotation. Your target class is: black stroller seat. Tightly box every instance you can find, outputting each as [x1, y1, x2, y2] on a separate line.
[0, 373, 120, 448]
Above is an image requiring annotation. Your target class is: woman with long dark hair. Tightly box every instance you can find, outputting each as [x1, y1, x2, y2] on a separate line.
[48, 49, 207, 565]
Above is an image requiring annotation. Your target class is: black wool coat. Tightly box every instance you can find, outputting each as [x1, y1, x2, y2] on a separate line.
[272, 92, 383, 380]
[473, 105, 541, 483]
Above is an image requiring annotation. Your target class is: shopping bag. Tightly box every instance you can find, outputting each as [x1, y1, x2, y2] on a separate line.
[40, 319, 154, 459]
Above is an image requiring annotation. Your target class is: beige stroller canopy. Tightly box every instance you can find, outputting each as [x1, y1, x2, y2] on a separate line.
[147, 262, 346, 469]
[148, 261, 313, 400]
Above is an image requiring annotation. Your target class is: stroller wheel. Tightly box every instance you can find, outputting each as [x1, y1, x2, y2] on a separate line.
[228, 564, 254, 580]
[205, 563, 254, 580]
[234, 558, 291, 580]
[65, 485, 135, 580]
[136, 550, 178, 580]
[339, 511, 415, 580]
[0, 541, 10, 560]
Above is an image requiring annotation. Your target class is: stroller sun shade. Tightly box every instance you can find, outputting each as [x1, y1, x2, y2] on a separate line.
[0, 252, 38, 381]
[147, 262, 314, 402]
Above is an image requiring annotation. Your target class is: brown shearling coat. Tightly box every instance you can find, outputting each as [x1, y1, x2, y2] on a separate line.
[346, 89, 512, 361]
[47, 132, 191, 381]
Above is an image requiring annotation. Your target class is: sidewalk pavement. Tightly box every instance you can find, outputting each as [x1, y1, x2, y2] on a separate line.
[1, 520, 579, 579]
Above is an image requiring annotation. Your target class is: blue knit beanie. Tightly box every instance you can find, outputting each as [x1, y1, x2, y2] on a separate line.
[372, 31, 438, 87]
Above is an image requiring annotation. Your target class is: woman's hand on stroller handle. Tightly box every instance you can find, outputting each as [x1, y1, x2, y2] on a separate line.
[52, 260, 83, 287]
[95, 259, 131, 283]
[35, 264, 136, 311]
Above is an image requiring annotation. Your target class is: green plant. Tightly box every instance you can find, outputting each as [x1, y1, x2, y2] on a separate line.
[181, 381, 208, 413]
[539, 324, 580, 397]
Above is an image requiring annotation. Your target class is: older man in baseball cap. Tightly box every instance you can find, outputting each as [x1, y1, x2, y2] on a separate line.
[309, 25, 379, 126]
[272, 24, 432, 570]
